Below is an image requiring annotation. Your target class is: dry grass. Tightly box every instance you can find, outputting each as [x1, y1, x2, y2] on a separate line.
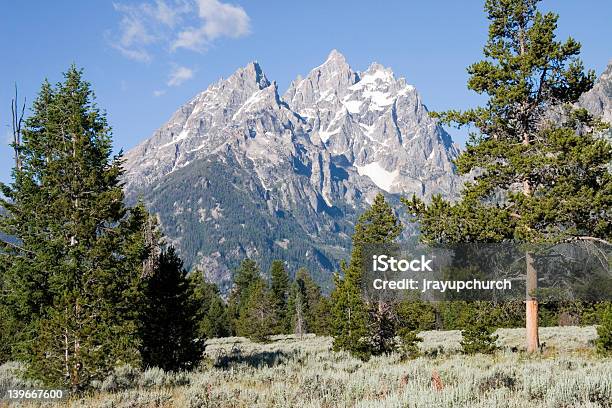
[3, 326, 610, 408]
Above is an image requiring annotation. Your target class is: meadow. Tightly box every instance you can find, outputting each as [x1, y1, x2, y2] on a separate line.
[1, 326, 610, 407]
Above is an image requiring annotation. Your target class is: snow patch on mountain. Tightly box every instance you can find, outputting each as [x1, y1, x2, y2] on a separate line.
[356, 161, 399, 192]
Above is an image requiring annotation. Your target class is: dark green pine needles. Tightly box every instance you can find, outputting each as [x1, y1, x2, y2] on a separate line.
[0, 67, 148, 389]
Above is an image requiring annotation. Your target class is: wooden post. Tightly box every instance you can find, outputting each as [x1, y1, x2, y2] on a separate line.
[525, 251, 539, 352]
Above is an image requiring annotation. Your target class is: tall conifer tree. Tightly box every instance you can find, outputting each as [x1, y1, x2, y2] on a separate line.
[0, 67, 148, 388]
[227, 258, 261, 335]
[189, 271, 229, 339]
[140, 246, 203, 371]
[331, 193, 402, 359]
[270, 260, 290, 333]
[404, 0, 610, 352]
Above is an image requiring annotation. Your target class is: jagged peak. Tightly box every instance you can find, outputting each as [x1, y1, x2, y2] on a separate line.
[362, 62, 395, 81]
[600, 59, 612, 79]
[326, 49, 346, 63]
[226, 61, 270, 90]
[311, 49, 352, 73]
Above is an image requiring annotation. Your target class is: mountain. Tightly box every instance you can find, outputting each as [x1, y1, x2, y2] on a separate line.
[580, 60, 612, 128]
[284, 50, 458, 196]
[122, 50, 461, 291]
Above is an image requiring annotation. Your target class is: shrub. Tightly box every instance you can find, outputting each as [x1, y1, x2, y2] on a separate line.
[397, 328, 422, 360]
[595, 304, 612, 355]
[100, 365, 140, 392]
[460, 312, 498, 355]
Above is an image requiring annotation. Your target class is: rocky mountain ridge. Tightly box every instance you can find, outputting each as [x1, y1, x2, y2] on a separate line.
[121, 54, 611, 290]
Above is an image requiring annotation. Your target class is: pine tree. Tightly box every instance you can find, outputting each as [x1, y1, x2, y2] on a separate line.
[270, 260, 290, 333]
[287, 267, 329, 336]
[397, 328, 422, 360]
[0, 257, 17, 363]
[237, 279, 276, 342]
[189, 271, 229, 339]
[140, 246, 204, 371]
[368, 302, 397, 356]
[331, 193, 403, 360]
[296, 268, 323, 332]
[0, 67, 148, 389]
[460, 304, 499, 355]
[288, 280, 306, 338]
[596, 304, 612, 355]
[311, 296, 333, 336]
[227, 259, 261, 335]
[403, 0, 610, 353]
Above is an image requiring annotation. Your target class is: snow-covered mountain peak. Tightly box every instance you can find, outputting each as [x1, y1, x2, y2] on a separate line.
[362, 62, 394, 80]
[121, 52, 463, 288]
[282, 52, 458, 195]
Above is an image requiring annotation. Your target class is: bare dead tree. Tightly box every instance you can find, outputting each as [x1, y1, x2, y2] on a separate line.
[142, 214, 161, 278]
[11, 84, 26, 171]
[294, 289, 305, 339]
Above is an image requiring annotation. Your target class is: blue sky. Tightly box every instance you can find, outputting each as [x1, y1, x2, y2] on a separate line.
[1, 0, 611, 183]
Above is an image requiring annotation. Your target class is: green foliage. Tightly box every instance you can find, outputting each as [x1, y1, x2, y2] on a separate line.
[310, 296, 333, 336]
[396, 300, 437, 331]
[331, 193, 402, 360]
[270, 260, 290, 333]
[596, 304, 612, 355]
[287, 279, 307, 337]
[397, 328, 422, 360]
[404, 0, 610, 247]
[227, 259, 276, 341]
[133, 153, 352, 295]
[189, 271, 229, 339]
[367, 303, 398, 355]
[228, 259, 261, 335]
[0, 67, 147, 389]
[0, 303, 19, 364]
[237, 279, 276, 342]
[461, 304, 499, 355]
[287, 268, 331, 336]
[140, 246, 204, 371]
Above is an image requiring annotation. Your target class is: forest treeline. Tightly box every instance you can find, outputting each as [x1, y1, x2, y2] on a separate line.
[1, 0, 612, 393]
[0, 67, 610, 392]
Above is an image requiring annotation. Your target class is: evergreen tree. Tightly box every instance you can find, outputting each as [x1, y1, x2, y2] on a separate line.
[404, 0, 610, 353]
[140, 246, 204, 371]
[0, 67, 147, 389]
[311, 296, 333, 336]
[331, 193, 402, 360]
[0, 258, 17, 363]
[460, 305, 499, 355]
[227, 258, 261, 335]
[287, 268, 329, 336]
[596, 304, 612, 355]
[296, 268, 323, 332]
[189, 271, 229, 339]
[395, 300, 437, 331]
[0, 299, 18, 364]
[237, 279, 276, 342]
[368, 302, 397, 356]
[269, 260, 290, 333]
[287, 280, 306, 337]
[397, 328, 422, 360]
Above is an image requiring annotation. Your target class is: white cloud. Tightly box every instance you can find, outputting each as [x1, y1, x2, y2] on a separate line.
[172, 0, 250, 52]
[153, 89, 167, 97]
[111, 6, 156, 62]
[167, 66, 194, 86]
[111, 0, 250, 60]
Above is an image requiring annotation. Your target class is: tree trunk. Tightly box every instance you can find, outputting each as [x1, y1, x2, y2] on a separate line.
[525, 252, 539, 353]
[295, 292, 304, 339]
